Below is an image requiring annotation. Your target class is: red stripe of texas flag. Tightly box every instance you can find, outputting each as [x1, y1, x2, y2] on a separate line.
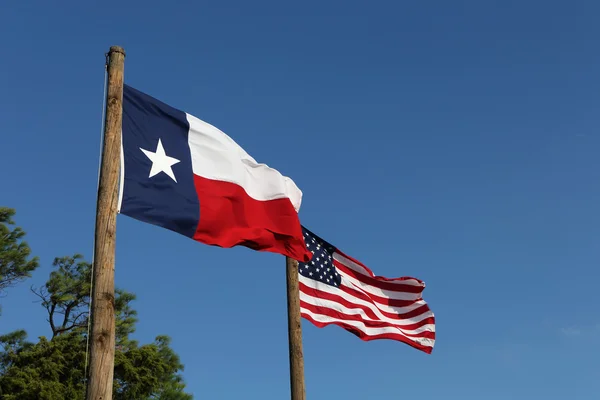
[192, 175, 312, 262]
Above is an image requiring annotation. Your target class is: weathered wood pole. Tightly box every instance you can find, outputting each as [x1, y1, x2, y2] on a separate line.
[86, 45, 125, 400]
[286, 256, 306, 400]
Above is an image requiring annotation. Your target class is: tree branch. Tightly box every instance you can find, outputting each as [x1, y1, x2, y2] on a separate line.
[49, 303, 57, 337]
[60, 303, 74, 331]
[53, 310, 88, 335]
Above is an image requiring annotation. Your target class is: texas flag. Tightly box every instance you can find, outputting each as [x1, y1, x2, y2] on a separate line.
[117, 84, 312, 262]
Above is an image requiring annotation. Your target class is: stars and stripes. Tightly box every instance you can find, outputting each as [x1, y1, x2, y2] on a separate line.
[298, 227, 436, 354]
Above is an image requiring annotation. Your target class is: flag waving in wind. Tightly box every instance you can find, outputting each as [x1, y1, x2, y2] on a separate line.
[298, 227, 435, 353]
[118, 84, 312, 262]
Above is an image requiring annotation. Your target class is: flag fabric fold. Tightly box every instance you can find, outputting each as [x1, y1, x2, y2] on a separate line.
[298, 226, 435, 353]
[118, 84, 312, 262]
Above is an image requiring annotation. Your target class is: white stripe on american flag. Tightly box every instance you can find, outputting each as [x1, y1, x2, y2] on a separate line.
[299, 279, 434, 329]
[299, 248, 435, 354]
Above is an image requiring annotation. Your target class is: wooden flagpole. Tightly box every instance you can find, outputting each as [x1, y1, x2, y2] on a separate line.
[286, 256, 306, 400]
[85, 45, 125, 400]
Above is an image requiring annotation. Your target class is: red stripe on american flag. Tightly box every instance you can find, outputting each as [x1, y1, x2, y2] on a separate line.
[299, 250, 435, 354]
[333, 257, 424, 293]
[337, 277, 420, 307]
[298, 281, 431, 321]
[300, 301, 436, 335]
[300, 311, 435, 355]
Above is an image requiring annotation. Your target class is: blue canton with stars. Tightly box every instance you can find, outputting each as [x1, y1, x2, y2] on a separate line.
[299, 227, 342, 287]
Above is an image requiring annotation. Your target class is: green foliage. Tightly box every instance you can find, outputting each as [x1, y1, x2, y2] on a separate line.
[31, 254, 139, 342]
[0, 207, 39, 299]
[115, 288, 138, 346]
[0, 254, 192, 399]
[114, 336, 192, 400]
[0, 332, 86, 400]
[0, 332, 192, 400]
[31, 255, 92, 338]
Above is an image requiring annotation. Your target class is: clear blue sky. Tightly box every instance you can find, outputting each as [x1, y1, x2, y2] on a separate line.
[1, 1, 599, 398]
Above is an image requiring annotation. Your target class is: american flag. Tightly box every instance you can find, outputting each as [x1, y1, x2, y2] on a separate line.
[298, 226, 436, 354]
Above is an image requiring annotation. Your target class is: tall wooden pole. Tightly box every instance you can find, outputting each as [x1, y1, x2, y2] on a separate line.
[86, 45, 125, 400]
[286, 256, 306, 400]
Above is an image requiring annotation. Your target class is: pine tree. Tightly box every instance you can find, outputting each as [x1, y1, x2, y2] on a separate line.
[0, 254, 193, 399]
[0, 207, 39, 302]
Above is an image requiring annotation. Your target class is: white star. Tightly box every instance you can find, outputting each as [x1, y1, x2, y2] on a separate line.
[140, 139, 181, 182]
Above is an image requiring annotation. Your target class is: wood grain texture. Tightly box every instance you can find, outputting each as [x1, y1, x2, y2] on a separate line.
[286, 256, 306, 400]
[85, 45, 125, 400]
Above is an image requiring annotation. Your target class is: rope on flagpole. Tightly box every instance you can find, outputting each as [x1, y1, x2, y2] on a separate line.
[84, 53, 109, 382]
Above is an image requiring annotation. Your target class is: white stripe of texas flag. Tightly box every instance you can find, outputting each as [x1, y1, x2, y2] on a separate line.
[118, 113, 304, 214]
